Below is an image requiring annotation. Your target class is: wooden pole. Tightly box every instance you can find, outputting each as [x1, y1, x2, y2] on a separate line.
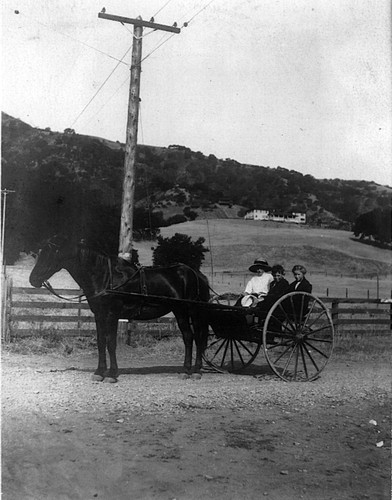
[98, 13, 180, 261]
[118, 21, 143, 261]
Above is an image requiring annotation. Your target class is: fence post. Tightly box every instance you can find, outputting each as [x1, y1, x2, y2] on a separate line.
[117, 319, 129, 345]
[2, 274, 12, 342]
[331, 300, 339, 330]
[390, 291, 392, 331]
[77, 293, 82, 336]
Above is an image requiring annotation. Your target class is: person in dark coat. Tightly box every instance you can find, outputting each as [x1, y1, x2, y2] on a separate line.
[288, 264, 312, 293]
[287, 265, 312, 321]
[254, 264, 289, 314]
[268, 265, 290, 300]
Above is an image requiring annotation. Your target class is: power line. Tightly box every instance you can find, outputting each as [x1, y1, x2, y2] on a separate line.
[81, 74, 130, 129]
[73, 0, 218, 127]
[71, 45, 132, 127]
[141, 0, 217, 63]
[11, 8, 129, 66]
[185, 0, 216, 24]
[152, 0, 175, 19]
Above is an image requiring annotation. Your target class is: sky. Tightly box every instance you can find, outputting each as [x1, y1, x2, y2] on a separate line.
[2, 0, 391, 186]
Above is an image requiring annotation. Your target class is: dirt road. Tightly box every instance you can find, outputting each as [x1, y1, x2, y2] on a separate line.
[2, 348, 390, 500]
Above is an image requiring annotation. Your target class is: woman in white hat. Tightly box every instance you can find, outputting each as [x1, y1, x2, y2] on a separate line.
[241, 258, 274, 307]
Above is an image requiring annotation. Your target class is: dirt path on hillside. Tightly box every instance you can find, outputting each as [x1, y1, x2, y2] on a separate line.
[2, 350, 390, 500]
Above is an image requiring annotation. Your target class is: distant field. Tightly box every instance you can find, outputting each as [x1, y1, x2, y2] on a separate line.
[159, 220, 391, 275]
[6, 220, 391, 300]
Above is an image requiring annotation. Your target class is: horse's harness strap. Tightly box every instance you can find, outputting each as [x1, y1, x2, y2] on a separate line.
[139, 266, 148, 295]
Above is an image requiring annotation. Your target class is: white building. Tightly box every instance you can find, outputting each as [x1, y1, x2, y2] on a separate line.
[244, 209, 306, 224]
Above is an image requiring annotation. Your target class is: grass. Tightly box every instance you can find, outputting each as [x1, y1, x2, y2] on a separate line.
[2, 331, 96, 357]
[333, 329, 392, 361]
[3, 327, 391, 363]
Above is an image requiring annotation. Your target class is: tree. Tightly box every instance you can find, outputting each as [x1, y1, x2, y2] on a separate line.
[353, 207, 391, 244]
[152, 233, 209, 270]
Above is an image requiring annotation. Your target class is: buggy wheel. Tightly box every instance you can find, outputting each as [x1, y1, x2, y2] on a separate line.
[203, 326, 262, 373]
[262, 292, 334, 382]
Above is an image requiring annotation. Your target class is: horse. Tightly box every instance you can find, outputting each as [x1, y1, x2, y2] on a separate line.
[29, 235, 210, 383]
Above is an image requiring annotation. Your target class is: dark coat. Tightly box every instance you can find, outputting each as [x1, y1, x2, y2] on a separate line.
[288, 277, 312, 294]
[256, 278, 289, 311]
[268, 278, 290, 300]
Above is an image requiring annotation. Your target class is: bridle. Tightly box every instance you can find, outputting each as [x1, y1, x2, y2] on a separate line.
[40, 240, 135, 302]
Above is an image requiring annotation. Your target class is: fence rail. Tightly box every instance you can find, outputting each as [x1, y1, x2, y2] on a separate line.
[3, 286, 392, 341]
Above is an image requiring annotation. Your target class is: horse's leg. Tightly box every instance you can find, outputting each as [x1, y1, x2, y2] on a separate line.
[103, 313, 120, 383]
[174, 311, 193, 376]
[191, 313, 208, 378]
[92, 314, 107, 381]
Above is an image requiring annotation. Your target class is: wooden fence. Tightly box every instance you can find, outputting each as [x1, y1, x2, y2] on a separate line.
[2, 286, 392, 341]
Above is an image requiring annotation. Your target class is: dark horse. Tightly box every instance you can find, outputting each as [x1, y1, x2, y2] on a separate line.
[29, 235, 210, 382]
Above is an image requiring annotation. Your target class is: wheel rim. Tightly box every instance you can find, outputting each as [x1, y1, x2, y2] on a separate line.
[203, 326, 261, 373]
[262, 292, 334, 381]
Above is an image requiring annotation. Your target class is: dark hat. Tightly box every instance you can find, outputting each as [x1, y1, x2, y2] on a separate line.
[249, 258, 271, 273]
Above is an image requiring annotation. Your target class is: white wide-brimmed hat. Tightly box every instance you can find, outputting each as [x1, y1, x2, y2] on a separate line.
[241, 295, 257, 307]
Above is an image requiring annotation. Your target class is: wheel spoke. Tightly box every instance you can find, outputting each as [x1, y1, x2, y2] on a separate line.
[302, 342, 320, 371]
[306, 336, 333, 344]
[281, 342, 297, 378]
[289, 295, 298, 325]
[292, 343, 300, 380]
[270, 341, 295, 364]
[220, 338, 230, 368]
[304, 339, 331, 359]
[236, 338, 259, 356]
[305, 323, 333, 337]
[299, 344, 309, 379]
[233, 340, 246, 366]
[265, 339, 292, 350]
[276, 304, 297, 332]
[208, 337, 228, 363]
[301, 298, 316, 329]
[305, 309, 328, 331]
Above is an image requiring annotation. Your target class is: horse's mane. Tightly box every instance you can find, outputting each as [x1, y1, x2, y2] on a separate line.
[77, 243, 132, 266]
[78, 245, 111, 268]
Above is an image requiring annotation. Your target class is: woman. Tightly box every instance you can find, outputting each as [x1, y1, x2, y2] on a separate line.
[288, 264, 312, 293]
[240, 258, 273, 307]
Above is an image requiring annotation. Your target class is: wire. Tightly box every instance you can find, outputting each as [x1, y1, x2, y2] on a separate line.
[141, 33, 177, 63]
[185, 0, 216, 24]
[141, 0, 217, 63]
[10, 8, 129, 66]
[81, 74, 130, 129]
[71, 45, 132, 127]
[152, 0, 175, 19]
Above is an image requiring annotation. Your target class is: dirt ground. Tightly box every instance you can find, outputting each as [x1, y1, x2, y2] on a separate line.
[1, 346, 391, 500]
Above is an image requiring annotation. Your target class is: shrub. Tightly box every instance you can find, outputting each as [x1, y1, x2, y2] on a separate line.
[152, 233, 209, 270]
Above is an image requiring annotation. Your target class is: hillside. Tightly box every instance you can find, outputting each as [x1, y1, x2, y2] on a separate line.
[2, 112, 391, 263]
[157, 220, 391, 276]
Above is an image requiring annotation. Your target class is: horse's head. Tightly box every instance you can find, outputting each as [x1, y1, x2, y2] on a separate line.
[29, 235, 76, 288]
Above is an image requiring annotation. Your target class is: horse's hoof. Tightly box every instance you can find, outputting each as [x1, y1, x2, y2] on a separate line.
[103, 377, 117, 384]
[92, 374, 104, 382]
[179, 373, 191, 380]
[191, 372, 202, 380]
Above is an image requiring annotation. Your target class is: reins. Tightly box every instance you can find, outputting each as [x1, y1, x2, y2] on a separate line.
[43, 281, 86, 301]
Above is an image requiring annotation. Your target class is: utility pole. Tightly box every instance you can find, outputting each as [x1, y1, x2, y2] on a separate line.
[1, 189, 15, 267]
[98, 12, 181, 261]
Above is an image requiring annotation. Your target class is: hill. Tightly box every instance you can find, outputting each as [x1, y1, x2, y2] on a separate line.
[2, 112, 391, 263]
[157, 220, 391, 276]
